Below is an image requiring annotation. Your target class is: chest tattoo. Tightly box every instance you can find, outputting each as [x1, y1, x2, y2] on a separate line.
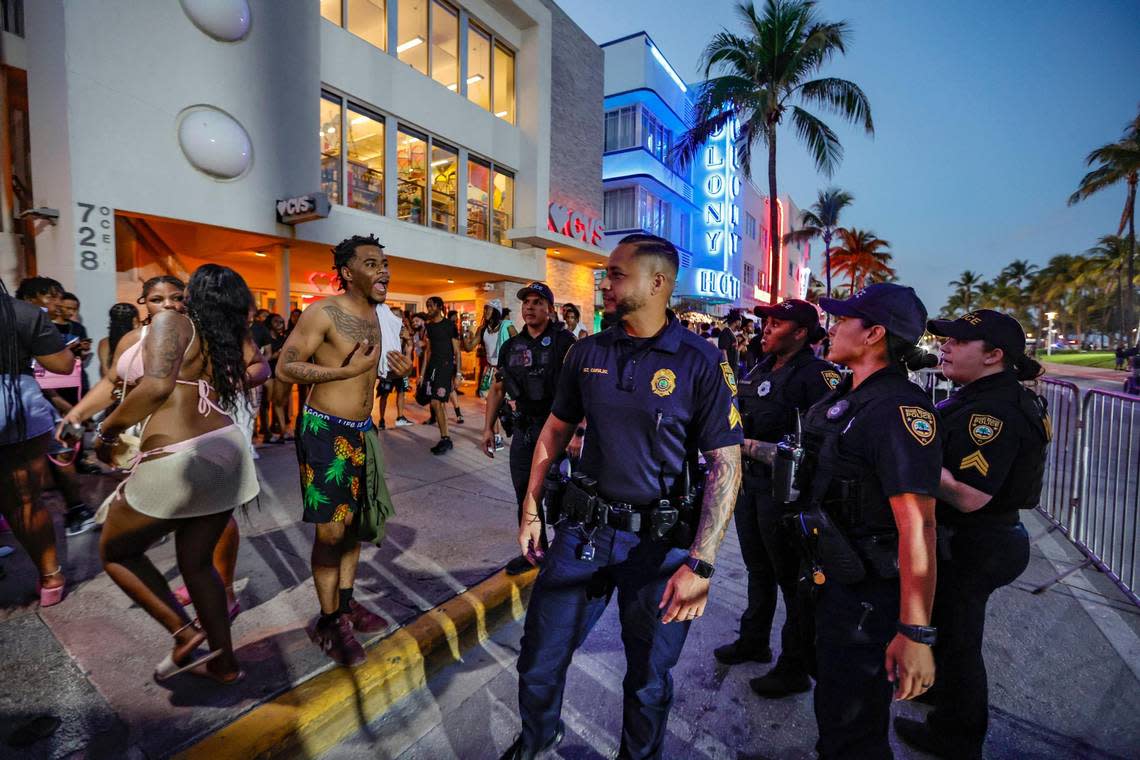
[325, 304, 380, 344]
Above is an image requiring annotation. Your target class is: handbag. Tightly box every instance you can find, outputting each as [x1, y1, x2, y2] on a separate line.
[414, 373, 432, 407]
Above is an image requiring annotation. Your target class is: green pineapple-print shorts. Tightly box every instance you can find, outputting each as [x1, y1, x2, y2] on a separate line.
[296, 405, 371, 524]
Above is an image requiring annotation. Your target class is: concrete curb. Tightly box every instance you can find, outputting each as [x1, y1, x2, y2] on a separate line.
[173, 567, 537, 760]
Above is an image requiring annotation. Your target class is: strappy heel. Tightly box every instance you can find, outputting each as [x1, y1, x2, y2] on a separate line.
[37, 567, 65, 608]
[154, 619, 221, 682]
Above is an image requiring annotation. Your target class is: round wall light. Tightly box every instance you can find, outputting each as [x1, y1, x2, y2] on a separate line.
[179, 0, 251, 42]
[177, 106, 253, 180]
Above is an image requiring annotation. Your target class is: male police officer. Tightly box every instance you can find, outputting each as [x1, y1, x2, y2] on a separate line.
[500, 233, 743, 760]
[482, 281, 575, 576]
[715, 300, 839, 699]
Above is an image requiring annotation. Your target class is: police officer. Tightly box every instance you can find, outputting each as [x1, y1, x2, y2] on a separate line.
[714, 300, 838, 702]
[482, 281, 575, 576]
[500, 233, 743, 760]
[786, 283, 941, 759]
[894, 310, 1049, 760]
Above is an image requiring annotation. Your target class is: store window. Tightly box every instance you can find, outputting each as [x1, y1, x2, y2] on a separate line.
[346, 105, 384, 214]
[396, 127, 428, 224]
[319, 93, 343, 205]
[493, 44, 515, 123]
[467, 24, 491, 110]
[492, 168, 514, 247]
[466, 157, 491, 241]
[320, 0, 342, 25]
[430, 1, 458, 89]
[346, 0, 387, 50]
[397, 0, 428, 74]
[429, 141, 458, 233]
[604, 106, 638, 152]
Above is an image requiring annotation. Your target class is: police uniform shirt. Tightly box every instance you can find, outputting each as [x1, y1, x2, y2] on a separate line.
[807, 367, 942, 534]
[740, 346, 841, 443]
[497, 321, 576, 419]
[550, 315, 743, 506]
[935, 371, 1049, 526]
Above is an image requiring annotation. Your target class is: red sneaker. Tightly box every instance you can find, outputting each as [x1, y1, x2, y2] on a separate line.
[346, 599, 389, 633]
[312, 615, 366, 667]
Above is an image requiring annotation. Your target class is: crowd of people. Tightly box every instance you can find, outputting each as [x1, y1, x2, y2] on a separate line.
[0, 230, 1050, 760]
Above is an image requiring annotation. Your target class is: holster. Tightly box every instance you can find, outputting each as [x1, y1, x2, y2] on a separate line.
[852, 533, 899, 579]
[790, 505, 867, 585]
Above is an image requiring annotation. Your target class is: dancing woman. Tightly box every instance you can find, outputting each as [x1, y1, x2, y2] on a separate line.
[94, 265, 267, 683]
[0, 279, 77, 606]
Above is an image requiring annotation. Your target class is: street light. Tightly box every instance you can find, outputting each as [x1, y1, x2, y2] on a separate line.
[1046, 311, 1057, 356]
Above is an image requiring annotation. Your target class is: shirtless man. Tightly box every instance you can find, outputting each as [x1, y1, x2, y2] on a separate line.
[277, 234, 412, 667]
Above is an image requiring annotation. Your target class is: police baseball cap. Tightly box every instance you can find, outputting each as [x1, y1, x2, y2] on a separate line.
[819, 283, 928, 344]
[516, 281, 555, 305]
[927, 310, 1027, 356]
[754, 299, 826, 342]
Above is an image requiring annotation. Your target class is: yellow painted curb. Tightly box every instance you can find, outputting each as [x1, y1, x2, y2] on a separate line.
[174, 568, 537, 760]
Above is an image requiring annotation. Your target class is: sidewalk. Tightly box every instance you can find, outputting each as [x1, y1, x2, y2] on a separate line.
[0, 389, 523, 759]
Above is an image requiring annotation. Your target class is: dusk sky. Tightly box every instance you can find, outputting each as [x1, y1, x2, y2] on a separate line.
[559, 0, 1140, 312]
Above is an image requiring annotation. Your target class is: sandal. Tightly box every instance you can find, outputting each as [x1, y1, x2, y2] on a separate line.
[37, 567, 66, 608]
[154, 620, 221, 682]
[189, 662, 246, 685]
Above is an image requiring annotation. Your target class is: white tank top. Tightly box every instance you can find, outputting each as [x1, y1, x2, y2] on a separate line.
[484, 323, 503, 366]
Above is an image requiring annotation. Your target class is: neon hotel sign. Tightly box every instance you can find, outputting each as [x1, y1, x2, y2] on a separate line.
[692, 119, 741, 301]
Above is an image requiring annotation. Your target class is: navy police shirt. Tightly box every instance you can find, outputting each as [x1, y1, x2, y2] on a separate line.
[551, 314, 743, 505]
[739, 346, 840, 444]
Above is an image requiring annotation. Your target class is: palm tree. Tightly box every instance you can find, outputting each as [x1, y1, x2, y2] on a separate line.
[999, 259, 1039, 292]
[671, 0, 873, 304]
[1085, 235, 1133, 336]
[829, 228, 895, 294]
[1068, 108, 1140, 332]
[949, 270, 983, 312]
[784, 186, 854, 320]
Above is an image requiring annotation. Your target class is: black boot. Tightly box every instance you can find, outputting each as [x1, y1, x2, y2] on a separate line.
[894, 717, 981, 760]
[499, 721, 564, 760]
[712, 639, 772, 665]
[749, 667, 812, 698]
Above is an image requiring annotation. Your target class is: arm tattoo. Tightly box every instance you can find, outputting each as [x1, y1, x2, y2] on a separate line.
[283, 363, 344, 383]
[691, 446, 742, 563]
[145, 319, 186, 379]
[324, 304, 380, 344]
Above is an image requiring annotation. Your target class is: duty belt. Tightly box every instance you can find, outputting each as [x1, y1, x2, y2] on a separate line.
[559, 479, 682, 540]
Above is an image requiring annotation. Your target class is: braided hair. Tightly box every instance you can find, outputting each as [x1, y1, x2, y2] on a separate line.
[107, 302, 139, 358]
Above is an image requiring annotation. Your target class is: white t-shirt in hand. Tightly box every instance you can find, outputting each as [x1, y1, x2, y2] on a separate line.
[374, 305, 405, 377]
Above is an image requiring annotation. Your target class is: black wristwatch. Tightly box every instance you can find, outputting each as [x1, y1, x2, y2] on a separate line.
[896, 622, 937, 646]
[685, 557, 715, 579]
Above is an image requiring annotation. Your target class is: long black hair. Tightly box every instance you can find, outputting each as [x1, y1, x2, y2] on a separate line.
[185, 264, 254, 410]
[860, 318, 938, 372]
[1, 279, 26, 440]
[107, 303, 138, 358]
[984, 341, 1045, 381]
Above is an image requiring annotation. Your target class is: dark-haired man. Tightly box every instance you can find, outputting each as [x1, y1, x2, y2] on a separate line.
[719, 310, 743, 372]
[422, 296, 462, 454]
[501, 233, 743, 759]
[715, 299, 838, 699]
[277, 235, 412, 667]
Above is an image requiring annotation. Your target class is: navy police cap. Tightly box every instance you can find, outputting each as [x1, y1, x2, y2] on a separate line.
[927, 309, 1027, 357]
[820, 283, 928, 345]
[754, 299, 827, 343]
[516, 281, 555, 306]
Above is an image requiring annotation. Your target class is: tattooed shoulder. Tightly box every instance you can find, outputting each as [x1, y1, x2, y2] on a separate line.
[323, 302, 380, 343]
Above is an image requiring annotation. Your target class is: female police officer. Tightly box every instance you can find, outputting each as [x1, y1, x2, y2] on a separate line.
[894, 310, 1048, 760]
[788, 283, 941, 759]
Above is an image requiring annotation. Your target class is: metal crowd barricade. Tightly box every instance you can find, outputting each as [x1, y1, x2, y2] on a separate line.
[1072, 389, 1140, 605]
[1036, 378, 1081, 534]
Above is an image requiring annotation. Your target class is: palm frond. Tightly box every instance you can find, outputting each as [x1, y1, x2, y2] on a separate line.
[796, 77, 874, 134]
[790, 106, 842, 176]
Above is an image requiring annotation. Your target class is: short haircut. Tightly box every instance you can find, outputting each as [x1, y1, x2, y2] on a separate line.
[16, 276, 63, 300]
[618, 233, 679, 276]
[726, 310, 742, 325]
[426, 296, 445, 311]
[562, 303, 580, 320]
[331, 234, 384, 290]
[61, 292, 79, 304]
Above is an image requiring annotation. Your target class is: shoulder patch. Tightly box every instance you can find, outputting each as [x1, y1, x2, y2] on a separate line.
[899, 405, 937, 446]
[968, 414, 1003, 446]
[821, 370, 842, 390]
[720, 361, 738, 397]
